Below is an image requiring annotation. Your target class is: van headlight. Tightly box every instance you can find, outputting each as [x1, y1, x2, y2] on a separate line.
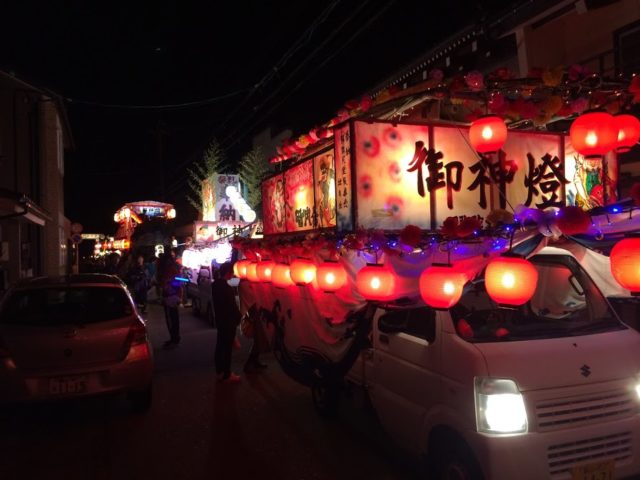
[475, 377, 528, 434]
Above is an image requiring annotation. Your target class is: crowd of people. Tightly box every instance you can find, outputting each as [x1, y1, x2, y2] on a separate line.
[92, 250, 266, 385]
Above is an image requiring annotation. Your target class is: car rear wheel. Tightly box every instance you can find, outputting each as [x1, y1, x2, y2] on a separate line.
[206, 304, 216, 328]
[128, 385, 152, 413]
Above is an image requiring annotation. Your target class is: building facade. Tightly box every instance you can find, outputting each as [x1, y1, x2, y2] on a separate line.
[0, 70, 73, 290]
[367, 0, 640, 196]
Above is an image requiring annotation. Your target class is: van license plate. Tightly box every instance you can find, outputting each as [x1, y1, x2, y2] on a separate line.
[571, 460, 614, 480]
[49, 376, 87, 395]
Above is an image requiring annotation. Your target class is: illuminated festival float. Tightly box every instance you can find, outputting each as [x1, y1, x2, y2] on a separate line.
[229, 65, 640, 477]
[182, 174, 259, 274]
[113, 201, 177, 255]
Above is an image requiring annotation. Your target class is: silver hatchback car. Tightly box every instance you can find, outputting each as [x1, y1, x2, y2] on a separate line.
[0, 274, 153, 411]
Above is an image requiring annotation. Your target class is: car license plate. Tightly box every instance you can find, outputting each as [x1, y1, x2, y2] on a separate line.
[48, 375, 88, 395]
[572, 460, 614, 480]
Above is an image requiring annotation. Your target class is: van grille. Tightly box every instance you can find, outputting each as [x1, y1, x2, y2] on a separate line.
[535, 390, 637, 431]
[547, 432, 632, 479]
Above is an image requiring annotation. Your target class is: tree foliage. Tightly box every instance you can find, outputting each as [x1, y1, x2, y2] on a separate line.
[238, 146, 270, 209]
[186, 141, 225, 213]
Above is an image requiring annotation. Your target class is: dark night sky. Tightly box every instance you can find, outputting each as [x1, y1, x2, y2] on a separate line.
[2, 0, 511, 233]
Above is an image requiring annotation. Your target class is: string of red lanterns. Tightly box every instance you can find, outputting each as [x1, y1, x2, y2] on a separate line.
[246, 262, 260, 282]
[468, 109, 640, 158]
[356, 264, 396, 301]
[484, 255, 538, 306]
[272, 263, 294, 288]
[316, 261, 347, 292]
[610, 236, 640, 295]
[419, 264, 467, 309]
[469, 115, 508, 154]
[290, 258, 317, 285]
[233, 209, 639, 305]
[256, 260, 275, 282]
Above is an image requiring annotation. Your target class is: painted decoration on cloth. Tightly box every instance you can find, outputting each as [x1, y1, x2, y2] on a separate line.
[354, 122, 433, 229]
[261, 174, 286, 234]
[202, 176, 216, 221]
[313, 150, 336, 228]
[502, 131, 567, 211]
[214, 174, 241, 221]
[194, 221, 249, 243]
[431, 126, 495, 223]
[564, 140, 618, 209]
[334, 124, 353, 231]
[353, 121, 569, 229]
[202, 174, 240, 221]
[285, 160, 315, 232]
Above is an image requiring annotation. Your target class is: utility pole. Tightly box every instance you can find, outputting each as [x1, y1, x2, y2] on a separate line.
[156, 119, 166, 201]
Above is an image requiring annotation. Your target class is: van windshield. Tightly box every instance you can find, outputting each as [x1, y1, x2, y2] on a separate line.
[450, 254, 625, 343]
[0, 287, 132, 325]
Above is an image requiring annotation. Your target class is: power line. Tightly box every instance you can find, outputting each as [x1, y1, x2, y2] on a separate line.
[223, 0, 397, 150]
[64, 86, 250, 110]
[165, 1, 344, 185]
[219, 0, 373, 148]
[213, 0, 342, 133]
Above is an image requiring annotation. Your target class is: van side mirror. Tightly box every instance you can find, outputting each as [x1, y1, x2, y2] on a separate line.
[379, 314, 406, 334]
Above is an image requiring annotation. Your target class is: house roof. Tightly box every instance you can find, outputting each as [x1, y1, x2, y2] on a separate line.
[0, 69, 75, 151]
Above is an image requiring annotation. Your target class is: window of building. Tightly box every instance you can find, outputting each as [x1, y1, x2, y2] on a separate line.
[615, 20, 640, 76]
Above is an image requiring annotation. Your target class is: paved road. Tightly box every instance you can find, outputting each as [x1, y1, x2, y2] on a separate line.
[0, 302, 423, 480]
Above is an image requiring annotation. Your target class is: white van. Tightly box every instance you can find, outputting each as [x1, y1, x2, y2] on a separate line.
[342, 247, 640, 480]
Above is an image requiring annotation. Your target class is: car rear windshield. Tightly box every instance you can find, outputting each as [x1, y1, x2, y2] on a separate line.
[450, 254, 625, 343]
[0, 287, 133, 325]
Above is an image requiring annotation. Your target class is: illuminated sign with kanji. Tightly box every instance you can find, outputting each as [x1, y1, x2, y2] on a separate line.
[260, 119, 618, 236]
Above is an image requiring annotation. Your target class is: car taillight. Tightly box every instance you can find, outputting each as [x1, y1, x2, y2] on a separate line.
[125, 319, 150, 362]
[128, 319, 148, 346]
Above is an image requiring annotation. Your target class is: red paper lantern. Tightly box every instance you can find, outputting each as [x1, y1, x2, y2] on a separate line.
[613, 114, 640, 153]
[272, 264, 294, 288]
[469, 115, 508, 154]
[256, 261, 276, 282]
[235, 260, 250, 279]
[419, 264, 467, 309]
[356, 264, 396, 301]
[290, 258, 317, 285]
[485, 256, 538, 306]
[610, 237, 640, 294]
[317, 261, 347, 292]
[569, 110, 618, 158]
[246, 262, 260, 282]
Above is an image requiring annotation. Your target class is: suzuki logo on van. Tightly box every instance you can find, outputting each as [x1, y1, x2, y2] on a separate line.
[580, 364, 591, 377]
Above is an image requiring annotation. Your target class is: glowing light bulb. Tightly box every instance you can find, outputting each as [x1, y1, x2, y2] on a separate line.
[585, 131, 598, 146]
[618, 130, 626, 141]
[481, 126, 493, 140]
[325, 272, 336, 285]
[443, 281, 455, 296]
[501, 272, 516, 289]
[265, 268, 271, 276]
[371, 277, 381, 290]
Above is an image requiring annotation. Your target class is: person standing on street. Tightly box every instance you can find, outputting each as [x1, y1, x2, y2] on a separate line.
[212, 262, 241, 383]
[126, 254, 149, 313]
[158, 253, 182, 348]
[243, 304, 269, 373]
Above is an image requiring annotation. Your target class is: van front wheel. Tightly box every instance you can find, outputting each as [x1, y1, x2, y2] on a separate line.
[311, 383, 339, 417]
[433, 442, 483, 480]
